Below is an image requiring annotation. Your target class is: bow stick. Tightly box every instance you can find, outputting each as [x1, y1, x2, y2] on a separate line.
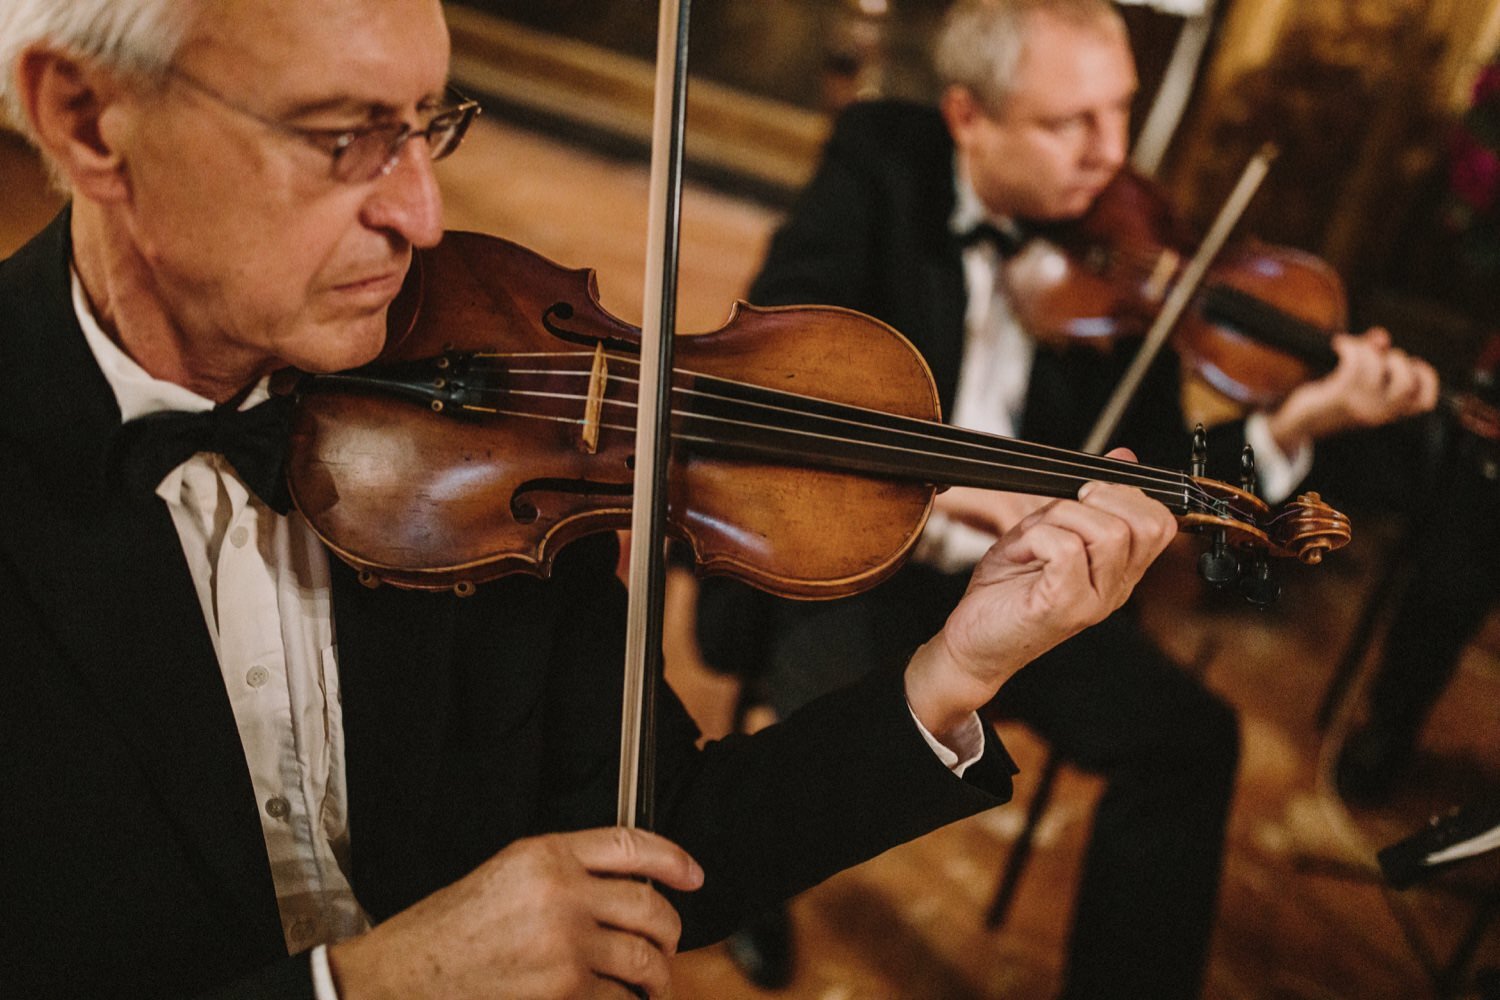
[618, 0, 692, 832]
[1081, 143, 1277, 454]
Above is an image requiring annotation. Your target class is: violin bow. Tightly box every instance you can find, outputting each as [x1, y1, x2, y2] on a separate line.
[617, 0, 692, 833]
[1082, 143, 1277, 454]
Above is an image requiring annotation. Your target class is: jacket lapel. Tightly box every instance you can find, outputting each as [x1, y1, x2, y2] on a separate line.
[917, 246, 969, 419]
[0, 212, 279, 935]
[332, 562, 456, 919]
[911, 152, 968, 419]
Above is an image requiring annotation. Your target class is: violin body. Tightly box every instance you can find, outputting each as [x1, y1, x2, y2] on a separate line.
[1005, 166, 1188, 347]
[1005, 168, 1348, 409]
[285, 231, 1350, 598]
[1003, 167, 1500, 442]
[1178, 239, 1346, 409]
[288, 232, 942, 596]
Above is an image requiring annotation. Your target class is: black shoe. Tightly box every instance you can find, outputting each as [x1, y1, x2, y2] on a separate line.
[1336, 724, 1414, 806]
[725, 905, 794, 990]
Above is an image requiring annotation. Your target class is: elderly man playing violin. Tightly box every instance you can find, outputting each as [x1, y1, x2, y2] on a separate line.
[692, 0, 1440, 998]
[0, 2, 1188, 999]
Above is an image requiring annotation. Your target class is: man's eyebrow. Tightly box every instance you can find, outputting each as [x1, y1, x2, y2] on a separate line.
[280, 91, 448, 121]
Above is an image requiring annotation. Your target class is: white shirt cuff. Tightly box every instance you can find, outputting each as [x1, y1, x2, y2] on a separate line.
[1243, 412, 1313, 504]
[909, 704, 987, 778]
[913, 511, 997, 574]
[311, 944, 341, 1000]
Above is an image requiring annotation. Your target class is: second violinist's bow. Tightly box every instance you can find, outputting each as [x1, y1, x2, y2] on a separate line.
[1082, 144, 1277, 454]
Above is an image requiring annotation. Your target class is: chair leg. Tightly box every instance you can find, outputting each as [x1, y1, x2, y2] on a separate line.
[985, 750, 1062, 929]
[1436, 892, 1500, 1000]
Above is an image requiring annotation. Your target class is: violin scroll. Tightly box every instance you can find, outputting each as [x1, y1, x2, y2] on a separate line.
[1268, 492, 1353, 566]
[1174, 427, 1351, 602]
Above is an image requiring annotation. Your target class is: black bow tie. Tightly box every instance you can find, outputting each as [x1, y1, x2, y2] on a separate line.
[107, 394, 296, 514]
[960, 220, 1026, 258]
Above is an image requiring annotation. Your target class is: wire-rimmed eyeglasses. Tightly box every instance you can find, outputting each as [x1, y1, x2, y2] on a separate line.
[165, 67, 481, 183]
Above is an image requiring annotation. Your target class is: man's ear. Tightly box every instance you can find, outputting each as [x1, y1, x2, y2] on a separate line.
[17, 47, 134, 203]
[939, 85, 984, 145]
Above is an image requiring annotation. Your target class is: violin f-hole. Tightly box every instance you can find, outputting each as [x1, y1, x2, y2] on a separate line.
[542, 301, 638, 355]
[510, 477, 633, 525]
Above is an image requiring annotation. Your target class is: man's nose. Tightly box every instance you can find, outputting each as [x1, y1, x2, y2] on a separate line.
[361, 139, 445, 248]
[1087, 112, 1129, 171]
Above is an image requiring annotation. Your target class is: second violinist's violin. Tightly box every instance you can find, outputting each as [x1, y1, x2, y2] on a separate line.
[280, 231, 1349, 600]
[1003, 168, 1500, 439]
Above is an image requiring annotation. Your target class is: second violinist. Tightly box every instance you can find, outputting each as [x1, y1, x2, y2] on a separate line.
[693, 1, 1439, 998]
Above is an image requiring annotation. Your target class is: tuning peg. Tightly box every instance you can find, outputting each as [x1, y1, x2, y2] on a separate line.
[1238, 555, 1281, 606]
[1240, 445, 1258, 495]
[1198, 528, 1239, 587]
[1191, 424, 1208, 479]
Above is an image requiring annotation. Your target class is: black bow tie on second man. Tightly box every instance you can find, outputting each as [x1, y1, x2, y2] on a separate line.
[960, 219, 1027, 259]
[106, 394, 296, 514]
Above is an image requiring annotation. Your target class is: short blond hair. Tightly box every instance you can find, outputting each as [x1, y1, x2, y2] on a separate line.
[933, 0, 1125, 110]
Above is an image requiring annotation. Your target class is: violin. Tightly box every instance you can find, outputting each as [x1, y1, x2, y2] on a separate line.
[1004, 168, 1500, 438]
[280, 231, 1349, 599]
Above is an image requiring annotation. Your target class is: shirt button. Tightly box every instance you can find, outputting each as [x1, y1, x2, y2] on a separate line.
[229, 525, 250, 548]
[245, 665, 269, 688]
[265, 796, 291, 820]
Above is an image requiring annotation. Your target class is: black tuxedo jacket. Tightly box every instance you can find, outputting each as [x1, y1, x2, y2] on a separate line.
[695, 99, 1257, 684]
[0, 212, 1015, 999]
[749, 99, 1247, 471]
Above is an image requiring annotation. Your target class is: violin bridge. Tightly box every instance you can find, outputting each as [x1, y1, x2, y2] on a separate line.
[1145, 248, 1179, 303]
[580, 341, 608, 454]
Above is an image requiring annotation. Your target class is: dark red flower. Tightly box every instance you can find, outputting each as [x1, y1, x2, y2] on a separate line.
[1474, 62, 1500, 106]
[1450, 128, 1500, 215]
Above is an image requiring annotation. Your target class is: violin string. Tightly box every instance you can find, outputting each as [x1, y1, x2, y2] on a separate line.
[462, 393, 1205, 512]
[484, 353, 1190, 489]
[680, 384, 1199, 499]
[483, 353, 1222, 505]
[484, 393, 1279, 536]
[440, 354, 1260, 519]
[472, 356, 1231, 510]
[491, 361, 1193, 494]
[411, 395, 1286, 536]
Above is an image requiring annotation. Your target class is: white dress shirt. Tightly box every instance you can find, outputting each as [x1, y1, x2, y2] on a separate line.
[916, 161, 1311, 574]
[73, 272, 359, 995]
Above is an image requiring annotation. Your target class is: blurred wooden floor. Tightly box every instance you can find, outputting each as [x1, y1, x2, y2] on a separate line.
[4, 117, 1499, 1000]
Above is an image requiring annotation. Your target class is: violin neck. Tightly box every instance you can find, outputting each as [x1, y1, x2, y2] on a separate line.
[681, 374, 1196, 513]
[1199, 284, 1340, 371]
[1201, 283, 1491, 424]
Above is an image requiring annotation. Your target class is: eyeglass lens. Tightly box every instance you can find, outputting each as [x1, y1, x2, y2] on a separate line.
[333, 102, 477, 182]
